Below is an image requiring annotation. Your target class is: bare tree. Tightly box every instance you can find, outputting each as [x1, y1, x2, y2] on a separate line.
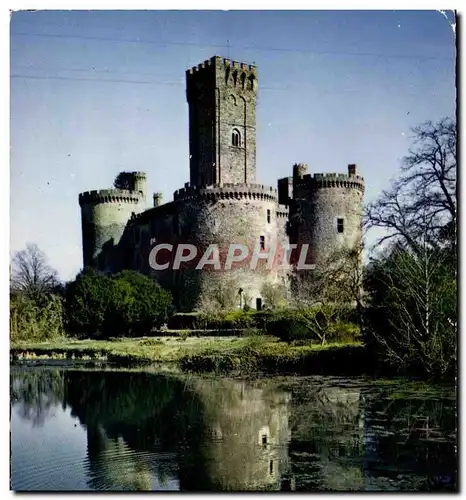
[369, 240, 456, 376]
[365, 117, 456, 254]
[10, 244, 58, 297]
[291, 245, 364, 344]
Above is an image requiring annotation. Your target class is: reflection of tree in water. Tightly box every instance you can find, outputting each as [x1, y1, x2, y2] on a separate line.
[289, 383, 365, 491]
[288, 380, 457, 491]
[10, 368, 65, 427]
[64, 372, 292, 491]
[64, 371, 205, 491]
[361, 385, 456, 491]
[85, 426, 153, 491]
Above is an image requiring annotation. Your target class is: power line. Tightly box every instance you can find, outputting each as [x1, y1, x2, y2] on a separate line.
[10, 74, 184, 86]
[11, 64, 452, 90]
[12, 63, 180, 79]
[11, 31, 454, 61]
[10, 73, 449, 95]
[11, 63, 452, 89]
[9, 73, 294, 91]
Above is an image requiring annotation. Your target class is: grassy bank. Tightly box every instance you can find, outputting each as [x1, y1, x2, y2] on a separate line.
[10, 336, 368, 375]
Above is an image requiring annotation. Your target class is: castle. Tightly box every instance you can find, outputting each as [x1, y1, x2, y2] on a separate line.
[79, 55, 364, 311]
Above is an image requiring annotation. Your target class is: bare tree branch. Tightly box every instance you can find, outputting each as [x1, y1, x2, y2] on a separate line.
[11, 244, 58, 297]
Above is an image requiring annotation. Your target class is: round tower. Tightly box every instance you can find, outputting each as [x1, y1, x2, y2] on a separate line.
[131, 171, 147, 201]
[79, 189, 145, 271]
[290, 164, 364, 266]
[163, 183, 285, 311]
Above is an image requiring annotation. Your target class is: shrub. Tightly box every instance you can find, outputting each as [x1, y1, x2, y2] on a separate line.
[265, 310, 311, 342]
[65, 270, 172, 338]
[326, 322, 361, 343]
[10, 292, 64, 342]
[265, 307, 361, 344]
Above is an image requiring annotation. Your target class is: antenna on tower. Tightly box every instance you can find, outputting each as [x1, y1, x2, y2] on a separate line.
[227, 39, 231, 59]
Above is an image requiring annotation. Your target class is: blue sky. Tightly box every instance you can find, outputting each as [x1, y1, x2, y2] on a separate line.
[10, 10, 456, 281]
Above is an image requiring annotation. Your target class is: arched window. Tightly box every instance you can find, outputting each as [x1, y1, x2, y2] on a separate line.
[232, 128, 241, 147]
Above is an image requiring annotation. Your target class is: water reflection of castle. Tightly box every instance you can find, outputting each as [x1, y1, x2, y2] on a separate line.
[62, 372, 369, 491]
[12, 369, 369, 491]
[77, 376, 295, 491]
[14, 369, 455, 492]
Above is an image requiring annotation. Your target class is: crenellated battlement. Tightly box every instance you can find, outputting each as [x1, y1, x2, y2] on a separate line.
[295, 172, 365, 193]
[131, 171, 147, 180]
[186, 55, 257, 97]
[173, 183, 277, 203]
[78, 188, 143, 206]
[277, 208, 289, 218]
[78, 55, 365, 310]
[187, 55, 257, 75]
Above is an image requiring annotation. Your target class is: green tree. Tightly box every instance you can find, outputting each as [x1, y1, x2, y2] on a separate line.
[10, 245, 64, 342]
[65, 270, 172, 338]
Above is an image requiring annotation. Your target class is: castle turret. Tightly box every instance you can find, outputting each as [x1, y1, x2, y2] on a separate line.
[289, 163, 364, 266]
[132, 171, 147, 202]
[79, 184, 145, 271]
[153, 192, 163, 207]
[186, 56, 258, 186]
[292, 163, 308, 181]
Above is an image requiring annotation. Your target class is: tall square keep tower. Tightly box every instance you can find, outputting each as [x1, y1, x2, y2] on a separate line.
[186, 55, 258, 187]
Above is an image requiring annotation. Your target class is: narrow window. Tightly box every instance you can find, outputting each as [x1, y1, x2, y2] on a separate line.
[337, 218, 344, 233]
[259, 235, 265, 250]
[267, 209, 271, 224]
[232, 129, 241, 147]
[262, 434, 268, 447]
[269, 460, 274, 474]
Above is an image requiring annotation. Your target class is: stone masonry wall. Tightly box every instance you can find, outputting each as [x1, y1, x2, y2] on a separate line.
[290, 170, 364, 266]
[123, 184, 285, 311]
[175, 186, 282, 311]
[79, 189, 145, 271]
[186, 57, 257, 187]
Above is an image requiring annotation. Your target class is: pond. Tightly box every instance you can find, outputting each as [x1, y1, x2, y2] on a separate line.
[10, 366, 457, 492]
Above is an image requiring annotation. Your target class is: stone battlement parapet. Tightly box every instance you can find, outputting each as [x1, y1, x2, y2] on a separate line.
[78, 189, 143, 206]
[277, 208, 289, 218]
[131, 171, 147, 179]
[173, 183, 277, 203]
[187, 56, 257, 75]
[295, 172, 365, 192]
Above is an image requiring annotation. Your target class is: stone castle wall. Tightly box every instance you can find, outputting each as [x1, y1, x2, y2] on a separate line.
[290, 166, 364, 265]
[78, 57, 365, 312]
[79, 188, 145, 271]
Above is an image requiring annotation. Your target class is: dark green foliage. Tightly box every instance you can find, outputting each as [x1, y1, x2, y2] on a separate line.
[113, 171, 134, 191]
[65, 270, 172, 338]
[265, 311, 310, 343]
